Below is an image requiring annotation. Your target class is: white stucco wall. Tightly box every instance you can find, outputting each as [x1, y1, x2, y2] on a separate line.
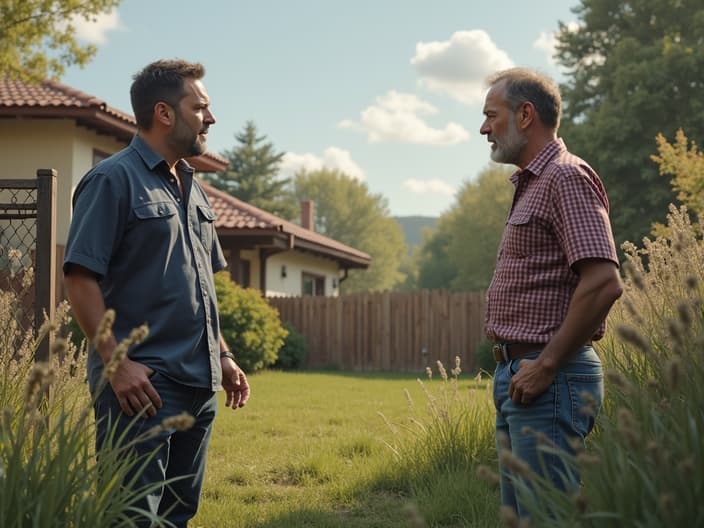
[265, 250, 340, 297]
[0, 118, 125, 244]
[234, 249, 340, 297]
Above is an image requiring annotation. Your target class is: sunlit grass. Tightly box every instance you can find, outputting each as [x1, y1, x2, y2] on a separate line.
[194, 370, 500, 528]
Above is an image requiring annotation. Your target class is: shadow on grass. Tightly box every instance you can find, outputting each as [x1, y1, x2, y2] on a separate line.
[252, 465, 501, 528]
[267, 368, 429, 382]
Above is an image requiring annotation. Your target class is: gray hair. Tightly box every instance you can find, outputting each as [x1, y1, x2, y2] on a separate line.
[487, 68, 561, 130]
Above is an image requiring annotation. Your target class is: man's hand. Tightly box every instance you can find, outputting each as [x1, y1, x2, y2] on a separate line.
[109, 358, 162, 417]
[508, 358, 555, 405]
[221, 357, 250, 410]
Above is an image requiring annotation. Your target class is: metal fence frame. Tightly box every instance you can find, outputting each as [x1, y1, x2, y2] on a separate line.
[0, 169, 57, 362]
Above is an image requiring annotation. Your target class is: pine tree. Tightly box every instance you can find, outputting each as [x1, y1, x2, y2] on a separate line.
[205, 121, 296, 219]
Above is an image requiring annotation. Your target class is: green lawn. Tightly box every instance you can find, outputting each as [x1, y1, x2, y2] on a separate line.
[192, 370, 500, 528]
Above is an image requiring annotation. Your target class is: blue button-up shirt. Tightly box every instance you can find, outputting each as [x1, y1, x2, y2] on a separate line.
[64, 135, 227, 391]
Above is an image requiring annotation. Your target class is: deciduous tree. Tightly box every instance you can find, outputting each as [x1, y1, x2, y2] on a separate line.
[652, 129, 704, 219]
[416, 164, 514, 291]
[294, 169, 406, 293]
[555, 0, 704, 245]
[0, 0, 120, 81]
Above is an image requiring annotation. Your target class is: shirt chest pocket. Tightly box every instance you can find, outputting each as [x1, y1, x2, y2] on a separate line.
[132, 201, 179, 236]
[195, 204, 216, 251]
[503, 211, 552, 257]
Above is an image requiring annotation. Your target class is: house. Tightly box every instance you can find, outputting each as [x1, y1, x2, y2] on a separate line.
[0, 75, 370, 297]
[204, 183, 370, 297]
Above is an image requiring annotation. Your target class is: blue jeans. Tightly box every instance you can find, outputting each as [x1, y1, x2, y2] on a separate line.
[493, 345, 603, 517]
[94, 371, 217, 528]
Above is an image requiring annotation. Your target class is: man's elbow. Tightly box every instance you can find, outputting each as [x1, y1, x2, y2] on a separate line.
[63, 264, 99, 297]
[606, 275, 624, 305]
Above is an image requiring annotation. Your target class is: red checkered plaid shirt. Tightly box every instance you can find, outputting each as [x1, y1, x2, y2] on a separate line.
[485, 139, 618, 344]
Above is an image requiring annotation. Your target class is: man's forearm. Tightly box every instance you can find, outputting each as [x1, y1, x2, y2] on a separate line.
[538, 261, 623, 372]
[64, 267, 116, 364]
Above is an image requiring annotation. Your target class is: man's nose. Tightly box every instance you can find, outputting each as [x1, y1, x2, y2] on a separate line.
[479, 121, 490, 135]
[205, 109, 216, 125]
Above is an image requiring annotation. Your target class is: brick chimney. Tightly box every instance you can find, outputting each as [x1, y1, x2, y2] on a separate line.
[301, 200, 314, 231]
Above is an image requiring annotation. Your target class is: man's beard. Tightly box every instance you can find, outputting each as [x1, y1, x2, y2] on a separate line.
[170, 115, 207, 158]
[186, 134, 206, 157]
[490, 118, 527, 165]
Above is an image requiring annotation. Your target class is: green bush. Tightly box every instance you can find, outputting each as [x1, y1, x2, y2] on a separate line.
[273, 322, 307, 370]
[214, 271, 287, 373]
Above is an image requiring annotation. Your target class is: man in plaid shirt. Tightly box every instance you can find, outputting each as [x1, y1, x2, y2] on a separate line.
[480, 68, 622, 516]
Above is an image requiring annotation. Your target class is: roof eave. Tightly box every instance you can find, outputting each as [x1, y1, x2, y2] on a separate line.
[0, 106, 134, 141]
[216, 227, 371, 268]
[186, 153, 228, 173]
[0, 106, 227, 172]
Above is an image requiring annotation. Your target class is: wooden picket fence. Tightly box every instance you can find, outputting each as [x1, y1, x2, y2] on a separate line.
[268, 289, 486, 372]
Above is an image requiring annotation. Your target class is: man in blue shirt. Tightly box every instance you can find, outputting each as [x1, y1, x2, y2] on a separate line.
[64, 59, 250, 527]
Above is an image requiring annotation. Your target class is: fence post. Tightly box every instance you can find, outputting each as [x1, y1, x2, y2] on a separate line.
[34, 169, 57, 363]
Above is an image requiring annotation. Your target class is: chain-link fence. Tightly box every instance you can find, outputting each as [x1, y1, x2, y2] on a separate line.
[0, 170, 57, 361]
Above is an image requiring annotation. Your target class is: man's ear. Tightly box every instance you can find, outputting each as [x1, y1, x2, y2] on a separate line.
[154, 102, 174, 127]
[518, 101, 535, 130]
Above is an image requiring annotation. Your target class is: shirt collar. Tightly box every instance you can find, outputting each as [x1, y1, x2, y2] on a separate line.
[129, 135, 195, 175]
[510, 138, 565, 185]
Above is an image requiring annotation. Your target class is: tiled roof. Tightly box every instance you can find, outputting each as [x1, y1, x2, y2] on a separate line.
[0, 76, 134, 122]
[0, 75, 227, 172]
[202, 182, 371, 268]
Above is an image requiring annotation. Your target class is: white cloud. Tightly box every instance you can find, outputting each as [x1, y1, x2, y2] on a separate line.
[280, 147, 365, 180]
[339, 90, 469, 145]
[411, 30, 514, 105]
[403, 178, 456, 196]
[533, 22, 580, 65]
[71, 9, 124, 44]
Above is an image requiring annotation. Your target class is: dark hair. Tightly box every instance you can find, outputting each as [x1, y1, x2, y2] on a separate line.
[487, 68, 561, 130]
[130, 59, 205, 130]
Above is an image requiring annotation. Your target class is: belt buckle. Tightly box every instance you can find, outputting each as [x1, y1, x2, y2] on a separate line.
[492, 343, 509, 363]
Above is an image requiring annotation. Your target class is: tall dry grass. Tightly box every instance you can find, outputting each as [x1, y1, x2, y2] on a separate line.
[381, 358, 501, 527]
[496, 205, 704, 527]
[0, 270, 184, 527]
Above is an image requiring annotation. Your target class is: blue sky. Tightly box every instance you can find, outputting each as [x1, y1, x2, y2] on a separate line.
[62, 0, 579, 217]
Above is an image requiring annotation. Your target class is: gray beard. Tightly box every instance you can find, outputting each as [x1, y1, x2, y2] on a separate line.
[490, 122, 527, 165]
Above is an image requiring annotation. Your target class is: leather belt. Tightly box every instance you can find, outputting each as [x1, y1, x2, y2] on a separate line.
[492, 342, 544, 363]
[492, 342, 593, 363]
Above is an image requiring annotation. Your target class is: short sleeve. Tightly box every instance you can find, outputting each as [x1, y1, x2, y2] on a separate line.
[211, 235, 227, 273]
[63, 171, 127, 278]
[551, 168, 619, 268]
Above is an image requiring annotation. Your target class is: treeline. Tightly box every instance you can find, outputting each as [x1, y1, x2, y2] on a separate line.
[207, 0, 704, 294]
[410, 0, 704, 291]
[202, 122, 407, 294]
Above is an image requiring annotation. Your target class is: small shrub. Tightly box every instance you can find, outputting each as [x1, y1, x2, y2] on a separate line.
[214, 271, 288, 373]
[273, 322, 307, 370]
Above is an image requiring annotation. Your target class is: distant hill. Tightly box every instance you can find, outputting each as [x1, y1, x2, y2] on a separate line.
[393, 215, 438, 252]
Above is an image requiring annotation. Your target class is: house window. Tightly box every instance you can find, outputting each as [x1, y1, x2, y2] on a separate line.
[92, 149, 111, 166]
[302, 272, 325, 297]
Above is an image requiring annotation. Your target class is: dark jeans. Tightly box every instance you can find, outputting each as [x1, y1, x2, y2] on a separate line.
[94, 371, 217, 528]
[493, 345, 603, 517]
